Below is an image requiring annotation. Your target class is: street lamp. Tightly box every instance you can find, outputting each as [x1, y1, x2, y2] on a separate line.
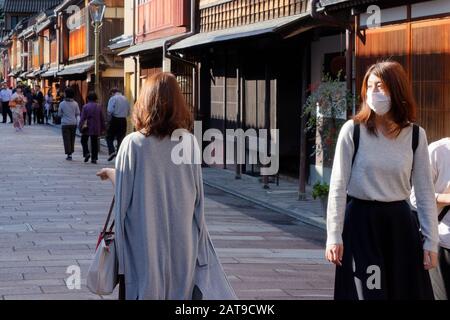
[88, 0, 106, 96]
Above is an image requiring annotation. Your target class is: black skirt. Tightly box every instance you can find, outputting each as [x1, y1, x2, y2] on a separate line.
[334, 197, 434, 300]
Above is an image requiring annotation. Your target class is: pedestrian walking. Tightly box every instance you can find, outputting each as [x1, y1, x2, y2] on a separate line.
[9, 86, 27, 132]
[24, 87, 33, 126]
[411, 138, 450, 300]
[325, 60, 439, 300]
[106, 88, 130, 162]
[30, 87, 38, 124]
[34, 85, 45, 124]
[1, 82, 13, 123]
[96, 72, 237, 300]
[79, 92, 105, 165]
[58, 87, 80, 161]
[44, 89, 53, 125]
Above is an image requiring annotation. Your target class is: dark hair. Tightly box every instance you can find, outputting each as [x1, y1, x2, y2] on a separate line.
[110, 88, 120, 95]
[133, 72, 193, 138]
[64, 87, 75, 99]
[354, 60, 417, 137]
[87, 91, 98, 102]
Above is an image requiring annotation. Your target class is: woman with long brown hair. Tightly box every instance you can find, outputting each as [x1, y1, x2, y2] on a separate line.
[96, 72, 236, 300]
[325, 60, 439, 299]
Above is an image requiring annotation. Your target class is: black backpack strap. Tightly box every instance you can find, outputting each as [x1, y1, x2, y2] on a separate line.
[410, 124, 420, 186]
[412, 124, 419, 153]
[439, 205, 450, 223]
[352, 122, 360, 167]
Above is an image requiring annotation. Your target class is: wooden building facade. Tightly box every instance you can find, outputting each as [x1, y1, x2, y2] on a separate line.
[2, 0, 125, 106]
[168, 0, 342, 188]
[119, 0, 194, 113]
[352, 0, 450, 143]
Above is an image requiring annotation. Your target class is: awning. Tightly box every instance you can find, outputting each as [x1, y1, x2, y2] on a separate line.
[118, 34, 182, 57]
[27, 68, 47, 79]
[41, 66, 60, 78]
[57, 60, 95, 76]
[169, 12, 311, 51]
[9, 69, 22, 77]
[18, 71, 31, 78]
[35, 19, 52, 34]
[108, 35, 133, 51]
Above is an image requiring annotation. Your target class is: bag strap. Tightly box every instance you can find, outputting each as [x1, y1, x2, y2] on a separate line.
[351, 122, 360, 167]
[101, 197, 115, 235]
[412, 124, 419, 153]
[439, 205, 450, 223]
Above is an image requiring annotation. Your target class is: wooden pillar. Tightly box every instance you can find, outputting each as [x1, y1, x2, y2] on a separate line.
[299, 40, 311, 200]
[263, 60, 271, 189]
[223, 51, 227, 169]
[346, 26, 354, 94]
[235, 57, 242, 179]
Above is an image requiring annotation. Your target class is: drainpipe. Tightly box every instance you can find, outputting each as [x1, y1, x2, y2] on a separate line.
[132, 0, 138, 103]
[163, 0, 199, 116]
[56, 12, 62, 75]
[163, 0, 197, 68]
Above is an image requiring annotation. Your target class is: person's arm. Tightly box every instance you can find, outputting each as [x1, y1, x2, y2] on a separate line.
[57, 102, 63, 117]
[113, 135, 135, 275]
[79, 109, 86, 131]
[432, 148, 450, 206]
[412, 128, 439, 254]
[436, 192, 450, 206]
[75, 103, 81, 124]
[107, 97, 115, 116]
[326, 120, 355, 247]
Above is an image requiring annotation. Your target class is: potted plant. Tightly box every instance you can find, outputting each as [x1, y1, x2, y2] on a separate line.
[312, 181, 330, 218]
[302, 71, 355, 167]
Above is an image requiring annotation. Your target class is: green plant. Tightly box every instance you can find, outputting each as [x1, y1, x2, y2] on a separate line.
[312, 181, 329, 199]
[302, 71, 357, 165]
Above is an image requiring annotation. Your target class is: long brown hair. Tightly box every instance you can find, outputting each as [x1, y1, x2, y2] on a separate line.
[133, 72, 193, 138]
[354, 60, 417, 136]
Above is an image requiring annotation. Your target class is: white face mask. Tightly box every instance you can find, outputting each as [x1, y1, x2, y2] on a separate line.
[367, 91, 391, 115]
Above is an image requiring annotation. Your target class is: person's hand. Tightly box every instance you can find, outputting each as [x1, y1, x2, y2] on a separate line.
[96, 168, 114, 181]
[423, 250, 438, 270]
[326, 244, 344, 266]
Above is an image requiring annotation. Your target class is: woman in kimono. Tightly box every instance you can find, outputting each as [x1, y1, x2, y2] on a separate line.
[97, 72, 237, 300]
[10, 86, 27, 131]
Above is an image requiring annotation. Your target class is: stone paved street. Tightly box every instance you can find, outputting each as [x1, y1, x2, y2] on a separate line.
[0, 123, 333, 300]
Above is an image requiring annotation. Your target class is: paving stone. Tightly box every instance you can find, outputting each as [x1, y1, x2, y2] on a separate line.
[0, 124, 332, 300]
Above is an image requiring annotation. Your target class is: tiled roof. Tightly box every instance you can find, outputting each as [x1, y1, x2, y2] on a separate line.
[3, 0, 63, 13]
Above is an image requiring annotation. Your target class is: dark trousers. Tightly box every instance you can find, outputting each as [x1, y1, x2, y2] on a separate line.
[36, 106, 44, 124]
[81, 135, 99, 160]
[118, 275, 125, 300]
[32, 108, 37, 123]
[1, 101, 12, 123]
[25, 107, 32, 125]
[107, 117, 127, 155]
[61, 125, 77, 155]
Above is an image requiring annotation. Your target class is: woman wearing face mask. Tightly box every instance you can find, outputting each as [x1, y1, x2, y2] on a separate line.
[325, 60, 439, 300]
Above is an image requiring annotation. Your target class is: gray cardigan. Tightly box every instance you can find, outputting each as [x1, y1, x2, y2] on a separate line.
[327, 120, 439, 253]
[114, 131, 237, 300]
[58, 98, 80, 126]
